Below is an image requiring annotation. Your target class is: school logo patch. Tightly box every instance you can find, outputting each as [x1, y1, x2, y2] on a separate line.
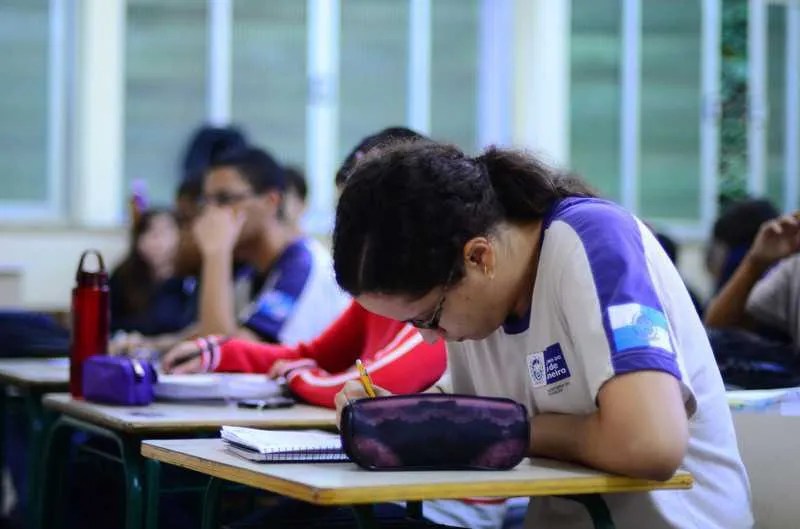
[527, 343, 571, 388]
[607, 303, 673, 353]
[255, 290, 296, 321]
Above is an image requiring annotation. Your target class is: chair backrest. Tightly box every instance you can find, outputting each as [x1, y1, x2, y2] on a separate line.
[732, 412, 800, 529]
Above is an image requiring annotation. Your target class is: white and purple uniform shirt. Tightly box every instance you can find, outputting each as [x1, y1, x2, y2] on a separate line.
[237, 238, 350, 346]
[447, 197, 753, 529]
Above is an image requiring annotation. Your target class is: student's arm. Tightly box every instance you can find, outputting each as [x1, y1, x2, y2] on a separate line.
[283, 323, 446, 409]
[194, 206, 246, 336]
[705, 213, 800, 329]
[530, 371, 688, 482]
[530, 219, 692, 481]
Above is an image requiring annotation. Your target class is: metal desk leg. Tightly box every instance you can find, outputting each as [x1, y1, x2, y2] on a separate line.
[561, 494, 615, 529]
[352, 505, 379, 529]
[39, 416, 74, 529]
[119, 436, 145, 529]
[144, 458, 161, 529]
[201, 476, 223, 529]
[25, 392, 54, 529]
[40, 415, 147, 529]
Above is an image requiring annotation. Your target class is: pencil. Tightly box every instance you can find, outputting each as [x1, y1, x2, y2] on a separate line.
[355, 359, 377, 398]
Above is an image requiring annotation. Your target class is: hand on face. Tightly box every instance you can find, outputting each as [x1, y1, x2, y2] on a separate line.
[747, 212, 800, 268]
[192, 205, 246, 258]
[333, 380, 392, 427]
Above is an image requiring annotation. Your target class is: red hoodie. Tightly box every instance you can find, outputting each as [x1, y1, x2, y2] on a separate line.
[210, 301, 446, 408]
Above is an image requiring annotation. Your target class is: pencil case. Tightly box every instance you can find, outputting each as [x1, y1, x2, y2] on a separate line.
[339, 393, 529, 471]
[83, 355, 158, 406]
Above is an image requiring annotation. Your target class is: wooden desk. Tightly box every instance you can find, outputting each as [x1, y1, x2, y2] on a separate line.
[39, 393, 336, 529]
[0, 358, 68, 528]
[142, 438, 693, 529]
[43, 393, 336, 434]
[0, 358, 69, 389]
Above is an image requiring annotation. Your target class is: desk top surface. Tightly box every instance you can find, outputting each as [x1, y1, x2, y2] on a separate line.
[141, 438, 693, 506]
[0, 358, 69, 388]
[43, 393, 336, 434]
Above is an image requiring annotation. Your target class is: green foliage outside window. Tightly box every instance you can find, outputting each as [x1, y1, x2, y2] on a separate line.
[720, 0, 749, 206]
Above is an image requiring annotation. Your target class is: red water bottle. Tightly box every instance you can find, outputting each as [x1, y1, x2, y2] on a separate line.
[69, 250, 110, 397]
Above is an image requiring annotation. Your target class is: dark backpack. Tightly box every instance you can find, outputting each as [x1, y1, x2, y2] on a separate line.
[707, 327, 800, 389]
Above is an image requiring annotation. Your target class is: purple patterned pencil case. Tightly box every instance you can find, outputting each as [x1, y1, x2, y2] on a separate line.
[340, 394, 529, 471]
[82, 355, 157, 406]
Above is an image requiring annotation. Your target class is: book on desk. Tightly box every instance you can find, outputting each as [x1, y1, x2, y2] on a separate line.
[221, 425, 350, 463]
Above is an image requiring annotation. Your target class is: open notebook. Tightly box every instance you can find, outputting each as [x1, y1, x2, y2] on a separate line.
[220, 426, 350, 463]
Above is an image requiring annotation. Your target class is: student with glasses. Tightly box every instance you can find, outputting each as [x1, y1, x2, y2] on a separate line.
[192, 146, 349, 345]
[163, 128, 510, 529]
[332, 142, 753, 529]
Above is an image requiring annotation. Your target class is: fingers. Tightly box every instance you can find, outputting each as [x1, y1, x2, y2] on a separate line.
[334, 380, 366, 428]
[161, 341, 201, 374]
[267, 360, 288, 379]
[170, 356, 203, 375]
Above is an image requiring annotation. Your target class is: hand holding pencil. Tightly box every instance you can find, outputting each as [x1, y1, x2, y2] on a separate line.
[333, 359, 392, 427]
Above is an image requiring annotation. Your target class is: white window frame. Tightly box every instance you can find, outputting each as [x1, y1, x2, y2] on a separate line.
[749, 0, 800, 211]
[619, 0, 721, 240]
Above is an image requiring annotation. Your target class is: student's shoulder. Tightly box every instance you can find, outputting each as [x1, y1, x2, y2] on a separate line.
[547, 197, 638, 235]
[275, 238, 314, 271]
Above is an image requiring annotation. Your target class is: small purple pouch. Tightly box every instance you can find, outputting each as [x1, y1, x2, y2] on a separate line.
[82, 355, 157, 406]
[340, 394, 529, 471]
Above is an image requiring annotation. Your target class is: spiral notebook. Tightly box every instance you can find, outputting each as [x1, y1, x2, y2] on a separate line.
[220, 426, 350, 463]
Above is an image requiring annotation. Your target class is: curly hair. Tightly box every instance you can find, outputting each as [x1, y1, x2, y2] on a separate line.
[333, 142, 595, 297]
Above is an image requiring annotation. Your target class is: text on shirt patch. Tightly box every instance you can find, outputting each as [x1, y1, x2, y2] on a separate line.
[527, 343, 571, 388]
[607, 303, 673, 353]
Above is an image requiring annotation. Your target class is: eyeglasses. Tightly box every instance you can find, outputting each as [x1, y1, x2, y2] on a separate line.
[198, 191, 253, 208]
[407, 289, 448, 330]
[406, 267, 457, 330]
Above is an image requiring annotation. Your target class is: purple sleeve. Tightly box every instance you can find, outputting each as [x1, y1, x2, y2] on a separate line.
[241, 242, 312, 342]
[552, 198, 681, 381]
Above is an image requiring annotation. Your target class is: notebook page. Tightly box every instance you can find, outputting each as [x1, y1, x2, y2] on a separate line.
[220, 426, 342, 455]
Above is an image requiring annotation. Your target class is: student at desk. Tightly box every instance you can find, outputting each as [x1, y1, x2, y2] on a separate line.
[162, 128, 510, 529]
[332, 142, 754, 529]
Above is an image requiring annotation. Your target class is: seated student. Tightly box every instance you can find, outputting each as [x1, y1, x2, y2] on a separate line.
[161, 127, 510, 529]
[332, 142, 753, 528]
[706, 198, 779, 293]
[705, 211, 800, 344]
[283, 165, 308, 238]
[194, 146, 349, 345]
[174, 124, 249, 277]
[109, 208, 197, 352]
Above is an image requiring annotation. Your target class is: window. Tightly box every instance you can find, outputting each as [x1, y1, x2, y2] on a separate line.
[340, 0, 409, 160]
[639, 0, 702, 221]
[431, 0, 479, 152]
[570, 0, 621, 201]
[0, 0, 53, 218]
[124, 0, 207, 209]
[232, 0, 306, 169]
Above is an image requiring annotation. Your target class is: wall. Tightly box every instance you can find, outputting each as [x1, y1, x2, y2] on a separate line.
[0, 227, 127, 310]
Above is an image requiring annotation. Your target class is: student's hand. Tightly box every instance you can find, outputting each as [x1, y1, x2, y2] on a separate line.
[193, 205, 246, 258]
[109, 331, 145, 357]
[333, 380, 393, 427]
[746, 212, 800, 268]
[267, 359, 318, 379]
[161, 341, 204, 374]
